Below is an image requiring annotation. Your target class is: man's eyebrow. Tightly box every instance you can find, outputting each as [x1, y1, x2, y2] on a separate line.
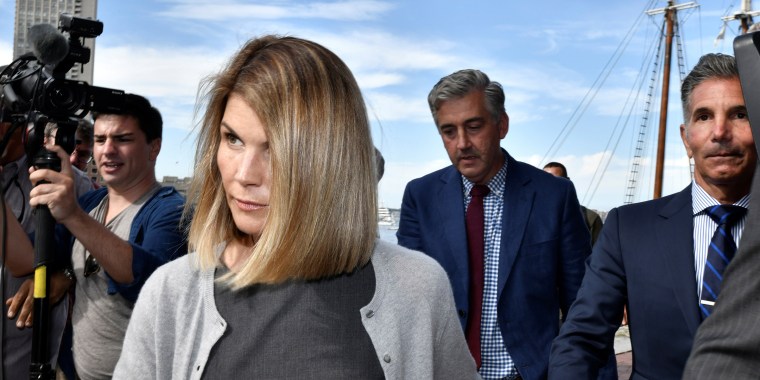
[464, 116, 487, 124]
[438, 116, 487, 129]
[94, 132, 135, 139]
[690, 107, 712, 116]
[690, 105, 747, 118]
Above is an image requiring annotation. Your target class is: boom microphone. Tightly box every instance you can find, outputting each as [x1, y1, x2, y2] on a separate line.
[28, 24, 69, 66]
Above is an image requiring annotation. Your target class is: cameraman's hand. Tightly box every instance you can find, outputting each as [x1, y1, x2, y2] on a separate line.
[28, 145, 84, 224]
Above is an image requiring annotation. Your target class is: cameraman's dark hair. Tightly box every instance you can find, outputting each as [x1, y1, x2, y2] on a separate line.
[93, 94, 162, 142]
[681, 53, 738, 123]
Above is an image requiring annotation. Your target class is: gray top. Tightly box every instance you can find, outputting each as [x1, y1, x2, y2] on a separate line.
[72, 185, 159, 379]
[114, 239, 480, 380]
[204, 261, 382, 379]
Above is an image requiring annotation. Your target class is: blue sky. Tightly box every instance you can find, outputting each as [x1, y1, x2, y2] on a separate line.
[0, 0, 750, 211]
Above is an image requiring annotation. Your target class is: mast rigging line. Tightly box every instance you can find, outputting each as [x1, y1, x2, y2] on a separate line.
[623, 16, 665, 204]
[581, 16, 664, 205]
[623, 7, 694, 204]
[539, 0, 658, 166]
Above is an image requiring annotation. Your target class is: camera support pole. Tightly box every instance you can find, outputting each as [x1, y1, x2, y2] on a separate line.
[29, 151, 60, 380]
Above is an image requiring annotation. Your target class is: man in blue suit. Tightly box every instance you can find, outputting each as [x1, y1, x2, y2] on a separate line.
[397, 69, 595, 380]
[549, 54, 756, 379]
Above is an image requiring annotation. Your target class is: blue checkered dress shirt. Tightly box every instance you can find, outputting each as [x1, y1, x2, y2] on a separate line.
[462, 159, 515, 379]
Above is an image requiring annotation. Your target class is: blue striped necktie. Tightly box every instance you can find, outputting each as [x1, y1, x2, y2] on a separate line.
[700, 204, 746, 319]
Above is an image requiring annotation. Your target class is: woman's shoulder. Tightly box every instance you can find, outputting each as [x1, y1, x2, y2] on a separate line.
[371, 240, 450, 291]
[141, 253, 208, 299]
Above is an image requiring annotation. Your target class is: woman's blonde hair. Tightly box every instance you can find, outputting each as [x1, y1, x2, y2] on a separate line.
[186, 35, 378, 287]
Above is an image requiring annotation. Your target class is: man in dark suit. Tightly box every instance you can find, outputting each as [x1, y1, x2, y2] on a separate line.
[549, 53, 756, 379]
[682, 168, 760, 379]
[397, 69, 594, 380]
[681, 54, 760, 379]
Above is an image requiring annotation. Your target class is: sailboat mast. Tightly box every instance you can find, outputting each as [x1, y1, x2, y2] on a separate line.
[653, 1, 675, 199]
[741, 0, 753, 33]
[646, 1, 697, 199]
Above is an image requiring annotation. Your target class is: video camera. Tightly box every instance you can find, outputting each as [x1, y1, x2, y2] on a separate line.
[735, 32, 760, 144]
[0, 13, 124, 169]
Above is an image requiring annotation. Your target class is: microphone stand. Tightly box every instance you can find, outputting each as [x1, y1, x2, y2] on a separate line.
[29, 150, 59, 380]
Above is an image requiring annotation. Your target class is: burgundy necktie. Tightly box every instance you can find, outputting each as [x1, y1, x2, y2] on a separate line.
[465, 184, 489, 368]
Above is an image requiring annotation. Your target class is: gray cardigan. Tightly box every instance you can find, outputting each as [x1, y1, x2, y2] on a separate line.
[113, 239, 480, 379]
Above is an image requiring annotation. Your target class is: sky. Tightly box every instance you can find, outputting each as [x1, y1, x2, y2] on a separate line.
[0, 0, 752, 211]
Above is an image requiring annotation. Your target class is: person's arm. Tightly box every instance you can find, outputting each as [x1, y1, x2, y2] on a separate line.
[549, 207, 627, 378]
[56, 205, 136, 282]
[396, 182, 423, 251]
[28, 147, 136, 283]
[105, 192, 187, 302]
[1, 198, 34, 276]
[557, 181, 591, 317]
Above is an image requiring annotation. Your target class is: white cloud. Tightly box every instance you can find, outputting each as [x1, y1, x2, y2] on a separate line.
[92, 45, 227, 99]
[158, 0, 394, 21]
[0, 40, 10, 66]
[313, 30, 459, 72]
[90, 44, 231, 130]
[523, 149, 693, 212]
[379, 158, 450, 208]
[364, 91, 430, 123]
[355, 71, 405, 89]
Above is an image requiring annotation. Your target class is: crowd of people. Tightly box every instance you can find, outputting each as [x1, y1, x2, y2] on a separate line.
[1, 34, 759, 380]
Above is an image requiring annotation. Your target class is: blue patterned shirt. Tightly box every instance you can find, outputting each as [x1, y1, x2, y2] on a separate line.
[462, 155, 514, 379]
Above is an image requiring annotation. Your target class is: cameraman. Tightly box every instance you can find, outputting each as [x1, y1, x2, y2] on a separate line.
[0, 116, 93, 379]
[28, 94, 187, 379]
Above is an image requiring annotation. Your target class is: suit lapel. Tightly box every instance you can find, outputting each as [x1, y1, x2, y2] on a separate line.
[657, 185, 701, 334]
[436, 168, 469, 287]
[497, 155, 534, 298]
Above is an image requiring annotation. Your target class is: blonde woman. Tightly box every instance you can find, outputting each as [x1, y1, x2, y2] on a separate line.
[114, 36, 478, 379]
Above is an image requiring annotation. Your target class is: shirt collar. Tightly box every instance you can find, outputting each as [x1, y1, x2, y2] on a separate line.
[691, 180, 750, 216]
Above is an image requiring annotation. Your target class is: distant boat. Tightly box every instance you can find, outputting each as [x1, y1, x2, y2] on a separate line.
[378, 206, 396, 227]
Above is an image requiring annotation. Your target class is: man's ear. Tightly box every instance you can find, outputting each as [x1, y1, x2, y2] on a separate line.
[680, 124, 693, 158]
[149, 138, 161, 161]
[499, 113, 509, 139]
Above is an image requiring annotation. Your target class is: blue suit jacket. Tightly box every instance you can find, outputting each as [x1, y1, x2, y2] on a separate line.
[550, 185, 698, 380]
[397, 152, 590, 380]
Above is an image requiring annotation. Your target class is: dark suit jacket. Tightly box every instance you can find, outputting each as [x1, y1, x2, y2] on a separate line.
[397, 152, 590, 380]
[550, 185, 700, 380]
[682, 161, 760, 378]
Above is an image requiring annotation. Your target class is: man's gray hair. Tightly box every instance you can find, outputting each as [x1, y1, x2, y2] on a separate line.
[681, 53, 739, 122]
[427, 69, 506, 124]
